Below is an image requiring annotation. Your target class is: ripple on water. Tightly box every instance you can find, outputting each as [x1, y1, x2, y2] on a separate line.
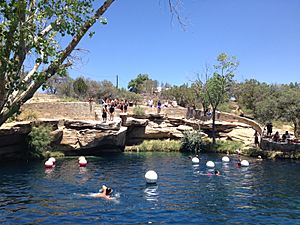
[0, 153, 299, 224]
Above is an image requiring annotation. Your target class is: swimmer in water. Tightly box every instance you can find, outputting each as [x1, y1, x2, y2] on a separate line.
[214, 170, 221, 176]
[236, 157, 242, 167]
[94, 185, 113, 199]
[79, 185, 113, 200]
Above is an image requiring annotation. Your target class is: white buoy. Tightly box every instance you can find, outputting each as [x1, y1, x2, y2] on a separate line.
[206, 161, 215, 168]
[79, 158, 87, 167]
[192, 157, 200, 164]
[145, 170, 158, 184]
[222, 156, 230, 163]
[49, 157, 56, 164]
[78, 156, 86, 161]
[241, 160, 249, 167]
[45, 160, 54, 168]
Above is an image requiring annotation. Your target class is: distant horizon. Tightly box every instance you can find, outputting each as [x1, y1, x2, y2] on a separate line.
[64, 0, 299, 88]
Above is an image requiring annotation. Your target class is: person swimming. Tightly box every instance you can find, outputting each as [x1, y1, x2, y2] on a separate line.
[214, 170, 221, 176]
[79, 185, 113, 200]
[94, 185, 113, 199]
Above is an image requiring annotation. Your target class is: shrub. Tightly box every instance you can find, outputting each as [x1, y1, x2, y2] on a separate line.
[180, 130, 203, 153]
[133, 106, 145, 116]
[17, 111, 38, 121]
[28, 124, 53, 159]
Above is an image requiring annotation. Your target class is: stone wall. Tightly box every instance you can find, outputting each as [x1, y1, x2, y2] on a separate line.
[21, 102, 98, 120]
[140, 106, 187, 118]
[217, 111, 263, 134]
[188, 109, 263, 135]
[21, 102, 188, 121]
[260, 139, 300, 156]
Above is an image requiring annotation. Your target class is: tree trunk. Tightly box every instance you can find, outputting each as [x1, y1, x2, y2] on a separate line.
[0, 0, 115, 127]
[294, 121, 299, 138]
[212, 108, 216, 145]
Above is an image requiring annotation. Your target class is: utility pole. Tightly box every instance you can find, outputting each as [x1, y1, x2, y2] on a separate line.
[116, 75, 119, 89]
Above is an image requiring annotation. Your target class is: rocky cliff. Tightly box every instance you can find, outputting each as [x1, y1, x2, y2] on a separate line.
[0, 113, 258, 160]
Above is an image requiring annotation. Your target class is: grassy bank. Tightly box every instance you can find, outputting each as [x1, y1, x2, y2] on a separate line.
[125, 140, 181, 152]
[124, 138, 245, 154]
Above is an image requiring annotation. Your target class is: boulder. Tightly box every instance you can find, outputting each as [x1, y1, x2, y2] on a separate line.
[57, 126, 127, 155]
[64, 118, 121, 130]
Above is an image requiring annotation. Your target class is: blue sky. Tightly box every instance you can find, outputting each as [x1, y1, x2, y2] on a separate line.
[69, 0, 300, 88]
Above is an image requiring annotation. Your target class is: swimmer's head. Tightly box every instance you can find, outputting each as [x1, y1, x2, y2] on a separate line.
[214, 170, 220, 175]
[106, 188, 113, 195]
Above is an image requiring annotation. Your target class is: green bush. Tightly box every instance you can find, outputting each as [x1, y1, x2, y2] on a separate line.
[218, 102, 232, 113]
[133, 106, 145, 116]
[180, 130, 203, 153]
[28, 124, 53, 159]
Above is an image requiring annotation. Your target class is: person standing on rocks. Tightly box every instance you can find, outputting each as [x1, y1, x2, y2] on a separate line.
[102, 104, 108, 123]
[254, 131, 259, 147]
[109, 102, 115, 121]
[266, 122, 273, 136]
[157, 100, 162, 114]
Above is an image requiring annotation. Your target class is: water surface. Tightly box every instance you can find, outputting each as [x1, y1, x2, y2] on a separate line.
[0, 152, 299, 224]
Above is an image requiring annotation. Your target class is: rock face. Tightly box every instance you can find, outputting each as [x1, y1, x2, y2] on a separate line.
[0, 118, 128, 159]
[124, 114, 253, 145]
[52, 118, 127, 155]
[125, 118, 148, 145]
[0, 113, 261, 160]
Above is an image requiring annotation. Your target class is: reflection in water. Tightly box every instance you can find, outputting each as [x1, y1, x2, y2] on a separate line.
[144, 184, 159, 202]
[44, 167, 54, 176]
[192, 164, 200, 174]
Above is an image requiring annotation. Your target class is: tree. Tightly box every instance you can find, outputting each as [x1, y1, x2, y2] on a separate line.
[233, 79, 271, 115]
[127, 74, 150, 93]
[193, 73, 210, 114]
[0, 0, 115, 126]
[73, 77, 88, 98]
[97, 80, 118, 100]
[45, 71, 72, 95]
[255, 97, 278, 125]
[161, 84, 195, 107]
[276, 86, 300, 137]
[205, 53, 239, 144]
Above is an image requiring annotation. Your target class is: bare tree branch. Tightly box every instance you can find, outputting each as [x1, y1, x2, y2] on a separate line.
[168, 0, 187, 30]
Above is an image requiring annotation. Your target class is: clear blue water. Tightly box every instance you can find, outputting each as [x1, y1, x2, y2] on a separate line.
[0, 152, 299, 225]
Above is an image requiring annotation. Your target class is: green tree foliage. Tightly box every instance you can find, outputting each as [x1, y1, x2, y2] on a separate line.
[276, 86, 300, 136]
[128, 74, 150, 93]
[28, 124, 53, 158]
[232, 79, 272, 115]
[161, 83, 196, 107]
[232, 80, 300, 136]
[73, 77, 88, 98]
[0, 0, 115, 126]
[205, 53, 239, 144]
[191, 80, 210, 113]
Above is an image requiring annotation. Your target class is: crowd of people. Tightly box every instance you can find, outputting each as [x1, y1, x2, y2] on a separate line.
[100, 98, 129, 122]
[263, 122, 292, 143]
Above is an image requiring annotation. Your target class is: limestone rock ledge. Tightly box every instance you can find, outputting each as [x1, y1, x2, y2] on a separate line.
[0, 118, 127, 159]
[0, 115, 258, 160]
